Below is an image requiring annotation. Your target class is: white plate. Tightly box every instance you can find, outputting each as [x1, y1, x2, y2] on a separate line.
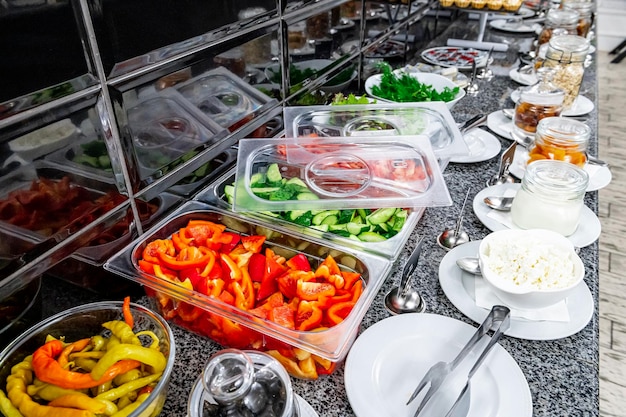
[344, 313, 532, 417]
[486, 109, 515, 139]
[473, 183, 602, 247]
[509, 68, 538, 85]
[296, 394, 319, 417]
[489, 19, 541, 33]
[420, 46, 491, 70]
[509, 145, 612, 191]
[439, 240, 594, 340]
[450, 129, 502, 163]
[511, 90, 595, 116]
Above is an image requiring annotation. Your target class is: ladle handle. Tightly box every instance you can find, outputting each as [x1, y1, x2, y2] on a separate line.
[398, 237, 425, 298]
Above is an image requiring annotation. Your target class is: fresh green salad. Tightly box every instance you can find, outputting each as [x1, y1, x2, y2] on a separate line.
[331, 93, 373, 106]
[224, 163, 408, 242]
[371, 62, 460, 103]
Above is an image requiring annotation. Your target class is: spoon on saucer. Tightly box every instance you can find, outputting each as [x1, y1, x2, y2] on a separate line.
[483, 196, 513, 211]
[456, 257, 481, 275]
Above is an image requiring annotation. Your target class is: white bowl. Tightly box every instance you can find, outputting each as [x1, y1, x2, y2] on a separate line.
[478, 229, 584, 310]
[9, 119, 78, 161]
[264, 59, 357, 94]
[364, 71, 466, 109]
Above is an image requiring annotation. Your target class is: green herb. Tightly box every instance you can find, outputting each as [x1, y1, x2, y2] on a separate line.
[371, 62, 459, 103]
[331, 93, 374, 105]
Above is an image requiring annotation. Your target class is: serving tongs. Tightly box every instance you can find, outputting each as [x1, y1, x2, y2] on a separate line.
[407, 305, 511, 417]
[384, 236, 426, 314]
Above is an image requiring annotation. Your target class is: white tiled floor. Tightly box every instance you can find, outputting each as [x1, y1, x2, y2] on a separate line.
[597, 50, 626, 417]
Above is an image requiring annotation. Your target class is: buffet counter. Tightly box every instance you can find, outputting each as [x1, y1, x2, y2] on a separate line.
[37, 9, 599, 417]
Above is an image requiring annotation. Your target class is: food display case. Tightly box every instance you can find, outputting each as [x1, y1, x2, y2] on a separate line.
[105, 201, 392, 379]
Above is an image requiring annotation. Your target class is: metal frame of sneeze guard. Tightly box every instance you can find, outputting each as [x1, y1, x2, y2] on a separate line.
[283, 102, 468, 159]
[232, 136, 452, 212]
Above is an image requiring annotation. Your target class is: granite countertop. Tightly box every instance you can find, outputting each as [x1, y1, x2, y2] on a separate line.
[35, 10, 599, 417]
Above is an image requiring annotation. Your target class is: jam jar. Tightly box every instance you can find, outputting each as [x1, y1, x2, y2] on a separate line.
[561, 0, 594, 38]
[511, 160, 589, 236]
[514, 67, 565, 136]
[540, 35, 590, 109]
[527, 116, 590, 167]
[187, 349, 300, 417]
[536, 8, 579, 54]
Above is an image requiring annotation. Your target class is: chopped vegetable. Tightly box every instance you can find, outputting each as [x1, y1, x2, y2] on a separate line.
[331, 93, 374, 105]
[371, 62, 460, 103]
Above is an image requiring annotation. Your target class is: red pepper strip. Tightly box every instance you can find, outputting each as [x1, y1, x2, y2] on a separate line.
[341, 270, 362, 291]
[153, 264, 178, 281]
[138, 259, 156, 274]
[296, 301, 323, 331]
[187, 220, 227, 231]
[171, 231, 188, 251]
[351, 280, 363, 303]
[123, 296, 134, 329]
[317, 291, 353, 310]
[142, 239, 175, 264]
[32, 340, 141, 389]
[315, 255, 341, 278]
[177, 227, 195, 247]
[57, 338, 91, 368]
[158, 246, 214, 271]
[286, 253, 311, 272]
[296, 280, 336, 302]
[326, 301, 356, 326]
[232, 265, 255, 310]
[257, 248, 288, 301]
[220, 253, 243, 282]
[241, 235, 266, 254]
[176, 302, 203, 322]
[269, 304, 295, 330]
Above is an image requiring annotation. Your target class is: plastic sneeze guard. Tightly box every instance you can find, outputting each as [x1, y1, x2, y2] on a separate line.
[232, 136, 452, 212]
[283, 102, 468, 159]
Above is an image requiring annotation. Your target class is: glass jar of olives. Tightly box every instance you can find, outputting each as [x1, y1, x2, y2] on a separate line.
[187, 349, 300, 417]
[514, 67, 565, 136]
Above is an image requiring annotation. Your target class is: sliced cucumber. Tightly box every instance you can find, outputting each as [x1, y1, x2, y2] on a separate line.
[250, 172, 266, 186]
[347, 222, 370, 235]
[321, 215, 338, 226]
[266, 163, 283, 185]
[311, 224, 330, 232]
[358, 231, 388, 242]
[251, 186, 281, 195]
[296, 192, 319, 201]
[288, 210, 308, 221]
[312, 210, 340, 226]
[367, 207, 397, 225]
[285, 177, 308, 188]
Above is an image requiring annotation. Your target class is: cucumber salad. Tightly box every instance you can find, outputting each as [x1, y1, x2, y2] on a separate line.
[224, 163, 408, 242]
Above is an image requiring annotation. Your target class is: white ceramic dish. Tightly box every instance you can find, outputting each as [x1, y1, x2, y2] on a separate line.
[364, 72, 466, 109]
[478, 229, 585, 310]
[420, 47, 492, 70]
[472, 183, 602, 248]
[509, 68, 538, 85]
[486, 109, 515, 139]
[438, 240, 594, 340]
[344, 313, 532, 417]
[9, 119, 79, 161]
[511, 90, 595, 116]
[296, 394, 319, 417]
[508, 145, 612, 192]
[450, 128, 502, 163]
[489, 19, 541, 33]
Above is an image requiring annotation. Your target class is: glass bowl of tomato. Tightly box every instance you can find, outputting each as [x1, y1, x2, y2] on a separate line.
[105, 201, 392, 379]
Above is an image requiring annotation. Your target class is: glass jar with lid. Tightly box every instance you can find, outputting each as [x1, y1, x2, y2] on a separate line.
[188, 349, 300, 417]
[536, 8, 580, 53]
[540, 34, 590, 109]
[514, 67, 565, 136]
[561, 0, 594, 37]
[527, 116, 590, 167]
[511, 160, 589, 236]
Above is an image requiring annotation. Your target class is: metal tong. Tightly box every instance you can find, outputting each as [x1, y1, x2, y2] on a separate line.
[407, 305, 511, 417]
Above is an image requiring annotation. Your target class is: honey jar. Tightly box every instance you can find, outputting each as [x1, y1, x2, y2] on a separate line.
[511, 160, 588, 236]
[527, 116, 590, 167]
[514, 67, 565, 135]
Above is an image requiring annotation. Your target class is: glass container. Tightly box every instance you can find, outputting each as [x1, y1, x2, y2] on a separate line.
[562, 0, 595, 38]
[540, 35, 590, 109]
[187, 349, 299, 417]
[536, 8, 580, 53]
[514, 67, 565, 135]
[528, 116, 590, 167]
[511, 160, 588, 236]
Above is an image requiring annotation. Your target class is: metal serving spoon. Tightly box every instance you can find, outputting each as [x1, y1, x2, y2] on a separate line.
[456, 257, 481, 275]
[483, 196, 514, 211]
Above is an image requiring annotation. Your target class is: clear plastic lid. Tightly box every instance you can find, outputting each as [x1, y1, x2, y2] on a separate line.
[232, 136, 451, 212]
[283, 102, 468, 158]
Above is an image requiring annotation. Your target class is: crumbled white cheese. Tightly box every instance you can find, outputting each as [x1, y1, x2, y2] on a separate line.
[482, 236, 577, 291]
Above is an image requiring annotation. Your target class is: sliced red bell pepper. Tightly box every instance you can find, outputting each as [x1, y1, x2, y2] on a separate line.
[142, 239, 175, 264]
[176, 302, 202, 322]
[314, 255, 341, 279]
[257, 248, 288, 301]
[341, 270, 362, 291]
[248, 253, 266, 282]
[241, 235, 266, 254]
[220, 232, 241, 253]
[232, 265, 255, 310]
[197, 278, 225, 298]
[317, 291, 353, 309]
[180, 267, 203, 288]
[326, 301, 355, 326]
[350, 280, 363, 303]
[138, 259, 156, 274]
[296, 280, 336, 301]
[219, 290, 235, 306]
[296, 300, 323, 331]
[220, 253, 243, 282]
[286, 253, 311, 272]
[158, 246, 214, 271]
[152, 264, 177, 281]
[269, 304, 295, 329]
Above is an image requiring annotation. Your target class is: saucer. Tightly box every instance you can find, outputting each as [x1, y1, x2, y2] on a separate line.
[509, 145, 612, 192]
[489, 19, 541, 34]
[438, 240, 594, 340]
[509, 68, 538, 86]
[450, 129, 502, 164]
[486, 110, 515, 139]
[510, 90, 595, 116]
[296, 394, 319, 417]
[473, 183, 602, 248]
